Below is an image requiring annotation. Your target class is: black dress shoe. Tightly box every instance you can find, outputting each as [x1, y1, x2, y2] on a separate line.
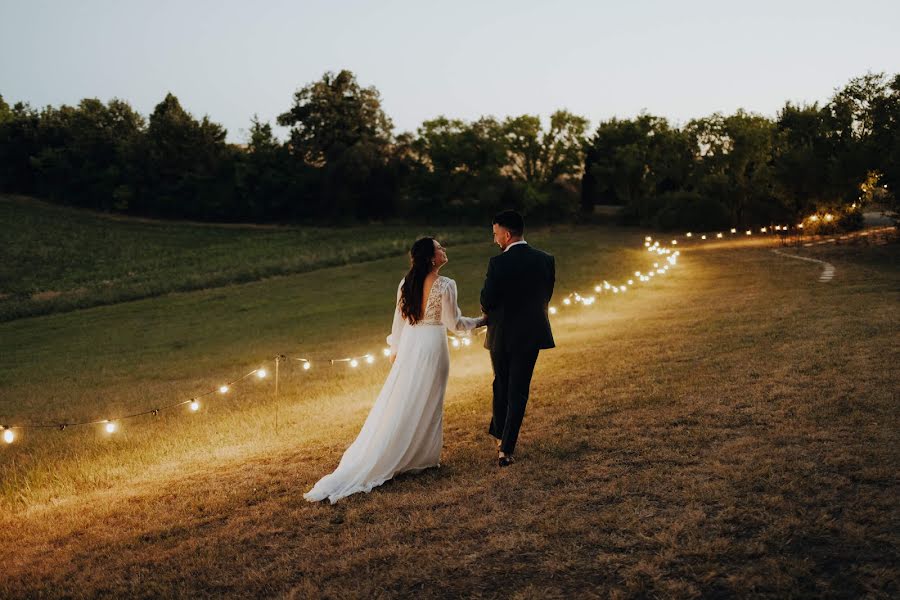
[498, 455, 515, 467]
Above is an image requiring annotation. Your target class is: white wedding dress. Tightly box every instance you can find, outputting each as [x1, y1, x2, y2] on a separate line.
[304, 275, 482, 504]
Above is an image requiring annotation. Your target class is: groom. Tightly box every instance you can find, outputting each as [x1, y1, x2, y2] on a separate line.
[480, 210, 555, 467]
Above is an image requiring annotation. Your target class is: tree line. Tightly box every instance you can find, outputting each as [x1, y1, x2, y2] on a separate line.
[0, 70, 896, 229]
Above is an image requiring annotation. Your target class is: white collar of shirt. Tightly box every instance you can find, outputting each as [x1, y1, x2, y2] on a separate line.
[503, 240, 528, 253]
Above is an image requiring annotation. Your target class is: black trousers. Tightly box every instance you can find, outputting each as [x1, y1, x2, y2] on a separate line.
[488, 348, 540, 455]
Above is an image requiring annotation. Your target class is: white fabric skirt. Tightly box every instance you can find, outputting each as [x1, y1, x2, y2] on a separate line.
[304, 324, 450, 504]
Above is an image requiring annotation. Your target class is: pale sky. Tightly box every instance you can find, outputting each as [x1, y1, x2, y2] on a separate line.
[1, 0, 898, 142]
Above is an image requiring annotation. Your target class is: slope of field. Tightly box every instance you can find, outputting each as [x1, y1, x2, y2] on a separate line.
[0, 195, 489, 321]
[0, 220, 897, 598]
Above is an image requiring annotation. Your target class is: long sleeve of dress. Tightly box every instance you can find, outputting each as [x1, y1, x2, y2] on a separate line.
[386, 280, 406, 359]
[441, 278, 484, 333]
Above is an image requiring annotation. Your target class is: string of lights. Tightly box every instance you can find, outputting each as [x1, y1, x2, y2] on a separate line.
[1, 367, 271, 443]
[0, 235, 697, 445]
[650, 206, 894, 247]
[3, 218, 891, 445]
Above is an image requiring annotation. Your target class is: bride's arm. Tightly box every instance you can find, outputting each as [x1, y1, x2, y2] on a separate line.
[386, 280, 406, 361]
[441, 279, 485, 333]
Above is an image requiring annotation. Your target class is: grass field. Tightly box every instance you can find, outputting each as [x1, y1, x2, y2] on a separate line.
[0, 208, 897, 598]
[0, 195, 489, 321]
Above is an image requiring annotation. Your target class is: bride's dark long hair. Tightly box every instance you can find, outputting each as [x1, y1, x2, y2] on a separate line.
[399, 237, 436, 325]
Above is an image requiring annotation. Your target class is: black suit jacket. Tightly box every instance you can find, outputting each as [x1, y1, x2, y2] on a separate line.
[480, 243, 555, 353]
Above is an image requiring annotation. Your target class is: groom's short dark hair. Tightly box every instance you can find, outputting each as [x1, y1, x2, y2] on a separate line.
[493, 210, 524, 237]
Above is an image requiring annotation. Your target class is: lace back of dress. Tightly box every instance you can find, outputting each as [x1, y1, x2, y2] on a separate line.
[420, 277, 446, 325]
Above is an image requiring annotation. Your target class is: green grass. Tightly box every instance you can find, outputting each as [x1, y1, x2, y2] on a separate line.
[0, 211, 897, 598]
[0, 195, 491, 321]
[0, 222, 645, 502]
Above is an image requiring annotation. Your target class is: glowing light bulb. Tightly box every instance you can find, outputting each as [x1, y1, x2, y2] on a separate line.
[653, 263, 659, 268]
[257, 368, 267, 379]
[628, 279, 634, 285]
[612, 287, 618, 294]
[745, 230, 752, 235]
[3, 429, 14, 444]
[672, 240, 677, 245]
[303, 361, 312, 370]
[463, 338, 472, 346]
[620, 286, 627, 292]
[824, 214, 833, 222]
[366, 355, 375, 364]
[701, 235, 707, 240]
[686, 232, 693, 237]
[563, 298, 571, 305]
[219, 385, 229, 394]
[603, 282, 611, 290]
[549, 306, 557, 315]
[383, 348, 391, 357]
[731, 228, 737, 233]
[798, 224, 804, 229]
[451, 339, 460, 348]
[716, 233, 723, 238]
[760, 227, 767, 233]
[105, 421, 117, 434]
[350, 359, 359, 368]
[645, 236, 652, 242]
[190, 400, 200, 412]
[774, 225, 781, 231]
[644, 241, 651, 247]
[810, 215, 819, 222]
[594, 285, 602, 292]
[635, 271, 641, 277]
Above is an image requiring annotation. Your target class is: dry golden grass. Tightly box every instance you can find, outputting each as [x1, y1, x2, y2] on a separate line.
[1, 232, 897, 598]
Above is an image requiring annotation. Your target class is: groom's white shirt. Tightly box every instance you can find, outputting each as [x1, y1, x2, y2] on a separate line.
[504, 240, 528, 253]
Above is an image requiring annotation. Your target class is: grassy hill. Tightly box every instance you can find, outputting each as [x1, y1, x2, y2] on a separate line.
[0, 204, 897, 597]
[0, 195, 491, 321]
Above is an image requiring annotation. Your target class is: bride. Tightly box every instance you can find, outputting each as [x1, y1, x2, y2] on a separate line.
[304, 237, 485, 504]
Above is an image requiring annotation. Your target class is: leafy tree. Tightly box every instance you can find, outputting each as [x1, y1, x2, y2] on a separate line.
[0, 95, 11, 124]
[277, 70, 393, 165]
[234, 116, 297, 220]
[582, 114, 692, 221]
[772, 102, 833, 218]
[863, 73, 899, 201]
[687, 111, 778, 225]
[277, 70, 394, 220]
[408, 116, 507, 218]
[0, 101, 41, 194]
[502, 110, 588, 186]
[140, 93, 234, 218]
